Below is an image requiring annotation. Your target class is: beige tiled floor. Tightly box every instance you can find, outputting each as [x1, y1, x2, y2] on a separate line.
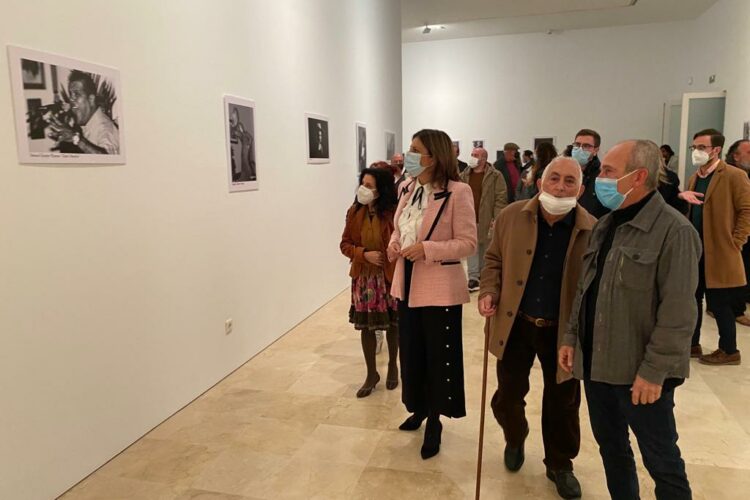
[61, 291, 750, 499]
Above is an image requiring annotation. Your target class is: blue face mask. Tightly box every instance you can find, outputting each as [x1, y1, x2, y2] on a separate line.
[594, 170, 637, 211]
[572, 147, 591, 166]
[404, 151, 426, 178]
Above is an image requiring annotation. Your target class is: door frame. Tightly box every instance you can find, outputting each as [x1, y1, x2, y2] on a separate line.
[678, 91, 726, 188]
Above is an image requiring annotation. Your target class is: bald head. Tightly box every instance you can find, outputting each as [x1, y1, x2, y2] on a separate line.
[471, 147, 488, 168]
[541, 156, 582, 186]
[538, 156, 584, 200]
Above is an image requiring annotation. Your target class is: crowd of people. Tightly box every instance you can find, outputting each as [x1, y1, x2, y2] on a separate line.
[340, 126, 750, 499]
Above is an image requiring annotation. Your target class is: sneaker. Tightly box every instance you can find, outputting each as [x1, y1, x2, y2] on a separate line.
[737, 315, 750, 327]
[468, 279, 480, 292]
[699, 349, 741, 365]
[690, 345, 703, 358]
[375, 331, 384, 354]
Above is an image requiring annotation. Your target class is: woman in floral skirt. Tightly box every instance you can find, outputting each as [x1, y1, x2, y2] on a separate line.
[340, 167, 399, 398]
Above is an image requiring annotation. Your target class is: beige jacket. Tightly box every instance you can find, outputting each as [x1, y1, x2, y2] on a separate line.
[459, 165, 508, 244]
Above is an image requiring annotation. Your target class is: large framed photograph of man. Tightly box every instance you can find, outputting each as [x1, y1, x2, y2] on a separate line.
[356, 122, 367, 173]
[8, 46, 125, 165]
[306, 113, 330, 164]
[385, 130, 396, 160]
[224, 95, 258, 192]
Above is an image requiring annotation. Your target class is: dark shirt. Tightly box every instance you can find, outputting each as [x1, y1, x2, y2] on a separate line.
[690, 173, 714, 237]
[578, 157, 610, 219]
[519, 208, 576, 320]
[583, 191, 683, 389]
[658, 169, 688, 214]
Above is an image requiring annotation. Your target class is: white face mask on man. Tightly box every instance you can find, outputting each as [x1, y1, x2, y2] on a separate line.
[691, 149, 711, 168]
[538, 191, 577, 215]
[468, 156, 480, 169]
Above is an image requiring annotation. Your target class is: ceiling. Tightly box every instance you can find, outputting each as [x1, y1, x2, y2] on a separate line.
[402, 0, 718, 42]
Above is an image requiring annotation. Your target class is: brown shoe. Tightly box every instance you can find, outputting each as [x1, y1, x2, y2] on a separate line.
[699, 349, 741, 365]
[737, 315, 750, 327]
[690, 345, 703, 358]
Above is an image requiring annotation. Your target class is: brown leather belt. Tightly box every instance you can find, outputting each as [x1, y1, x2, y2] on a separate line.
[518, 311, 558, 328]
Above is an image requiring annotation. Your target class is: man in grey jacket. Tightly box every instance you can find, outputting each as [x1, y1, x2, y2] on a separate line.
[559, 140, 700, 500]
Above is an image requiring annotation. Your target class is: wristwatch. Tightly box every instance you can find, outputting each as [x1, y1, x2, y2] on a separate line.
[72, 132, 80, 146]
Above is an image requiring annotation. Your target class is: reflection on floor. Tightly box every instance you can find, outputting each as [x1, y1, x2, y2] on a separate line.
[62, 291, 750, 499]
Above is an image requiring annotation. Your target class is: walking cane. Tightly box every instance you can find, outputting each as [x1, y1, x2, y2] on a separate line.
[475, 317, 491, 500]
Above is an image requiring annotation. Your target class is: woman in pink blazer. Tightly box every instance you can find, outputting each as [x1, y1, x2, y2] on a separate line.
[387, 129, 477, 459]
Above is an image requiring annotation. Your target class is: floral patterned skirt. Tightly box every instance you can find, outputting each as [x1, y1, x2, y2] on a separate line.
[348, 271, 398, 331]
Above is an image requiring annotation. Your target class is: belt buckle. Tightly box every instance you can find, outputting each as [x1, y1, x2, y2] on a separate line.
[534, 318, 546, 328]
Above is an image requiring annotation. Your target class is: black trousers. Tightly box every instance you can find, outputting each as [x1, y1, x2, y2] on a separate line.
[490, 317, 581, 471]
[585, 380, 691, 500]
[398, 260, 466, 418]
[692, 256, 742, 354]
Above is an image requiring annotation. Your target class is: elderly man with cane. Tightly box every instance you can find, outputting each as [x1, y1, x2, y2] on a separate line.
[476, 156, 595, 499]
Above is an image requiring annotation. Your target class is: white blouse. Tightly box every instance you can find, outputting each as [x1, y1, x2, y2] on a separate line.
[398, 179, 433, 249]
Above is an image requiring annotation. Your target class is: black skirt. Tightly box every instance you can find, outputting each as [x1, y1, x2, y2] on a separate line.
[398, 260, 466, 418]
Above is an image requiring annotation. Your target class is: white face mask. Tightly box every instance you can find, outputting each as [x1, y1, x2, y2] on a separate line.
[468, 156, 480, 169]
[692, 149, 710, 168]
[356, 185, 376, 205]
[538, 191, 577, 216]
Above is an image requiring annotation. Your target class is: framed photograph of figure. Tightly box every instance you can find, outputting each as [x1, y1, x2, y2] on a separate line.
[472, 139, 484, 149]
[385, 130, 396, 160]
[306, 113, 330, 164]
[533, 136, 556, 149]
[356, 122, 367, 172]
[8, 45, 125, 165]
[224, 95, 258, 192]
[743, 121, 749, 141]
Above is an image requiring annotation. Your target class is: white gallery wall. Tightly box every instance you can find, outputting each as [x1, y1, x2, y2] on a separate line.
[0, 1, 401, 499]
[403, 0, 749, 160]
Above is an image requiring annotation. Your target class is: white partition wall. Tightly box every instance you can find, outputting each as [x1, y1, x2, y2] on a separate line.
[0, 1, 402, 498]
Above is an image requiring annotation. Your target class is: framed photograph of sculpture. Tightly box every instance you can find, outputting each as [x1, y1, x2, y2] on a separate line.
[224, 95, 258, 192]
[472, 139, 484, 149]
[385, 130, 396, 160]
[356, 122, 367, 172]
[306, 113, 330, 164]
[7, 45, 125, 164]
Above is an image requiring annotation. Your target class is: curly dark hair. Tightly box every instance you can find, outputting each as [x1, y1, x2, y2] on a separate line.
[354, 167, 398, 216]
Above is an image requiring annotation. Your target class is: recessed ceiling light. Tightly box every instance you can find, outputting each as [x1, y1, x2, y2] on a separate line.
[421, 24, 446, 35]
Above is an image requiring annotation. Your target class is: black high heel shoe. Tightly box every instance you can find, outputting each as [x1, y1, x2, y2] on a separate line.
[398, 413, 426, 431]
[356, 373, 380, 398]
[420, 418, 442, 460]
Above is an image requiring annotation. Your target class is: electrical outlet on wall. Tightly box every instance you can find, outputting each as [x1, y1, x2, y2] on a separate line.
[225, 318, 233, 335]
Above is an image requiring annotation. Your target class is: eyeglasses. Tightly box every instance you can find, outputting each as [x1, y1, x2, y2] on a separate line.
[689, 145, 712, 152]
[573, 142, 596, 151]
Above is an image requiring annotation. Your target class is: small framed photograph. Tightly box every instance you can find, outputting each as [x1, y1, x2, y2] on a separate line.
[385, 130, 396, 159]
[356, 122, 367, 172]
[533, 136, 556, 149]
[472, 139, 484, 149]
[306, 113, 330, 164]
[743, 121, 749, 141]
[224, 95, 258, 192]
[22, 59, 46, 89]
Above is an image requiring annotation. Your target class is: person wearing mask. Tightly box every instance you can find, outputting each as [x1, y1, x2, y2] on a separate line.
[479, 157, 595, 499]
[681, 129, 750, 365]
[387, 129, 477, 460]
[459, 147, 508, 292]
[455, 143, 468, 173]
[517, 142, 558, 201]
[340, 168, 400, 397]
[494, 142, 523, 203]
[391, 153, 406, 193]
[661, 144, 678, 171]
[726, 140, 750, 321]
[571, 129, 609, 218]
[560, 139, 701, 500]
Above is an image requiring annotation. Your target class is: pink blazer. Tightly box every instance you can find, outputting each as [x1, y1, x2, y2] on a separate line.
[388, 180, 477, 307]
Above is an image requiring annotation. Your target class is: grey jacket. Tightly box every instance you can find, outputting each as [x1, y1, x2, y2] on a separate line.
[459, 166, 508, 245]
[562, 193, 701, 385]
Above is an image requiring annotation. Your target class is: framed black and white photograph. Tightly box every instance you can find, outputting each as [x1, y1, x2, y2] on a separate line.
[743, 121, 749, 141]
[224, 95, 258, 192]
[533, 136, 556, 149]
[472, 139, 484, 149]
[306, 113, 330, 164]
[8, 45, 125, 165]
[385, 130, 396, 160]
[356, 122, 367, 172]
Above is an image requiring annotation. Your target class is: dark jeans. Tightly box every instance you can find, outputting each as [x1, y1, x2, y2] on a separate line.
[584, 380, 691, 500]
[692, 257, 741, 354]
[490, 317, 581, 471]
